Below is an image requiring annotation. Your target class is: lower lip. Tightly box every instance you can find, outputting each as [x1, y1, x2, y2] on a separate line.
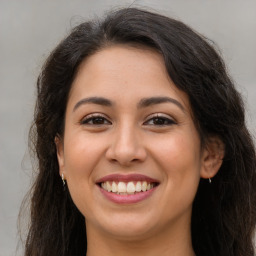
[99, 186, 157, 204]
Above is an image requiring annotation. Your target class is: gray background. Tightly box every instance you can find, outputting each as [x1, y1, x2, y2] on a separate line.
[0, 0, 255, 255]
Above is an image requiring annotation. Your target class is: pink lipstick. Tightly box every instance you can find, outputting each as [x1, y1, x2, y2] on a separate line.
[96, 174, 159, 183]
[96, 174, 159, 204]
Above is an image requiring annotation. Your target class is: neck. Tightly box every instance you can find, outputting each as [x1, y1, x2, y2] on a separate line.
[85, 218, 195, 256]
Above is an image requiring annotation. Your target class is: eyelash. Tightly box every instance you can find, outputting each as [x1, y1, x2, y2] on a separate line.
[143, 114, 176, 126]
[80, 113, 176, 127]
[80, 114, 112, 125]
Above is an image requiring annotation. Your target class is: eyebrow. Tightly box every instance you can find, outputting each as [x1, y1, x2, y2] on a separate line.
[73, 97, 113, 112]
[137, 97, 185, 111]
[73, 96, 185, 112]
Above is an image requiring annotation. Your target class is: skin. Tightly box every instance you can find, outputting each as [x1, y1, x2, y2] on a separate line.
[56, 45, 223, 256]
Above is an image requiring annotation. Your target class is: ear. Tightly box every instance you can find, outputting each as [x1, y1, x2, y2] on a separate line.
[55, 135, 65, 177]
[200, 136, 225, 180]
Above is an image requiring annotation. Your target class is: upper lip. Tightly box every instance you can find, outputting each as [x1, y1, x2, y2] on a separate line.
[96, 174, 160, 184]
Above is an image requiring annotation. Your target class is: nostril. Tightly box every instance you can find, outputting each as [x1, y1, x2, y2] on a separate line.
[105, 136, 147, 165]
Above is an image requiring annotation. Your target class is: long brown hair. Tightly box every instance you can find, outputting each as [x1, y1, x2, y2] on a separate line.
[22, 7, 256, 256]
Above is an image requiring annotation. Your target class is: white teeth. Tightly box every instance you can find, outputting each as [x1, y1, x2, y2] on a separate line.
[101, 181, 156, 194]
[127, 182, 136, 193]
[117, 182, 126, 193]
[142, 181, 147, 192]
[112, 181, 117, 192]
[106, 181, 112, 192]
[135, 181, 142, 192]
[101, 182, 107, 190]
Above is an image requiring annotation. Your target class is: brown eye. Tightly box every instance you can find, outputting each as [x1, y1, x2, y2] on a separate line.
[81, 115, 112, 125]
[144, 115, 176, 126]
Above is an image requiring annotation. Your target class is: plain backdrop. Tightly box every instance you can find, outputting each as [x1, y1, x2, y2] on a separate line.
[0, 0, 255, 255]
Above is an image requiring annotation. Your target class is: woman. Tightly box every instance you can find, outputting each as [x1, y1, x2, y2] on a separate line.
[23, 7, 256, 256]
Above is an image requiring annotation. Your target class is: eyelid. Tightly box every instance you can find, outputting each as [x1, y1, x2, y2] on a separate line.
[143, 113, 176, 125]
[80, 113, 112, 125]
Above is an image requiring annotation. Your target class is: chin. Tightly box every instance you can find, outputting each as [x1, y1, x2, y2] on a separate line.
[104, 224, 156, 241]
[90, 212, 160, 240]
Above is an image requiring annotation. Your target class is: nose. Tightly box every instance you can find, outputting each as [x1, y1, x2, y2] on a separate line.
[105, 124, 147, 166]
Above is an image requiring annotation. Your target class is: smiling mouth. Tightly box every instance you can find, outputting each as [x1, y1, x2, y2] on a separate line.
[99, 181, 158, 195]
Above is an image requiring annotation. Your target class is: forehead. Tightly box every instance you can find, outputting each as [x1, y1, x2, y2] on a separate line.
[68, 45, 190, 110]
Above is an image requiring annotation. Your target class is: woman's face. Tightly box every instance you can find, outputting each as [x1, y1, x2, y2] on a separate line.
[56, 46, 211, 241]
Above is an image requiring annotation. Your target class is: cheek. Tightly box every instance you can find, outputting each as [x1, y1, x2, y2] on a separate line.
[151, 132, 201, 199]
[153, 132, 201, 171]
[64, 133, 104, 177]
[63, 134, 104, 194]
[63, 135, 104, 217]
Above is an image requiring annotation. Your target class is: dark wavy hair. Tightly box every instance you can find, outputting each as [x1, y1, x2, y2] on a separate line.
[22, 7, 256, 256]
